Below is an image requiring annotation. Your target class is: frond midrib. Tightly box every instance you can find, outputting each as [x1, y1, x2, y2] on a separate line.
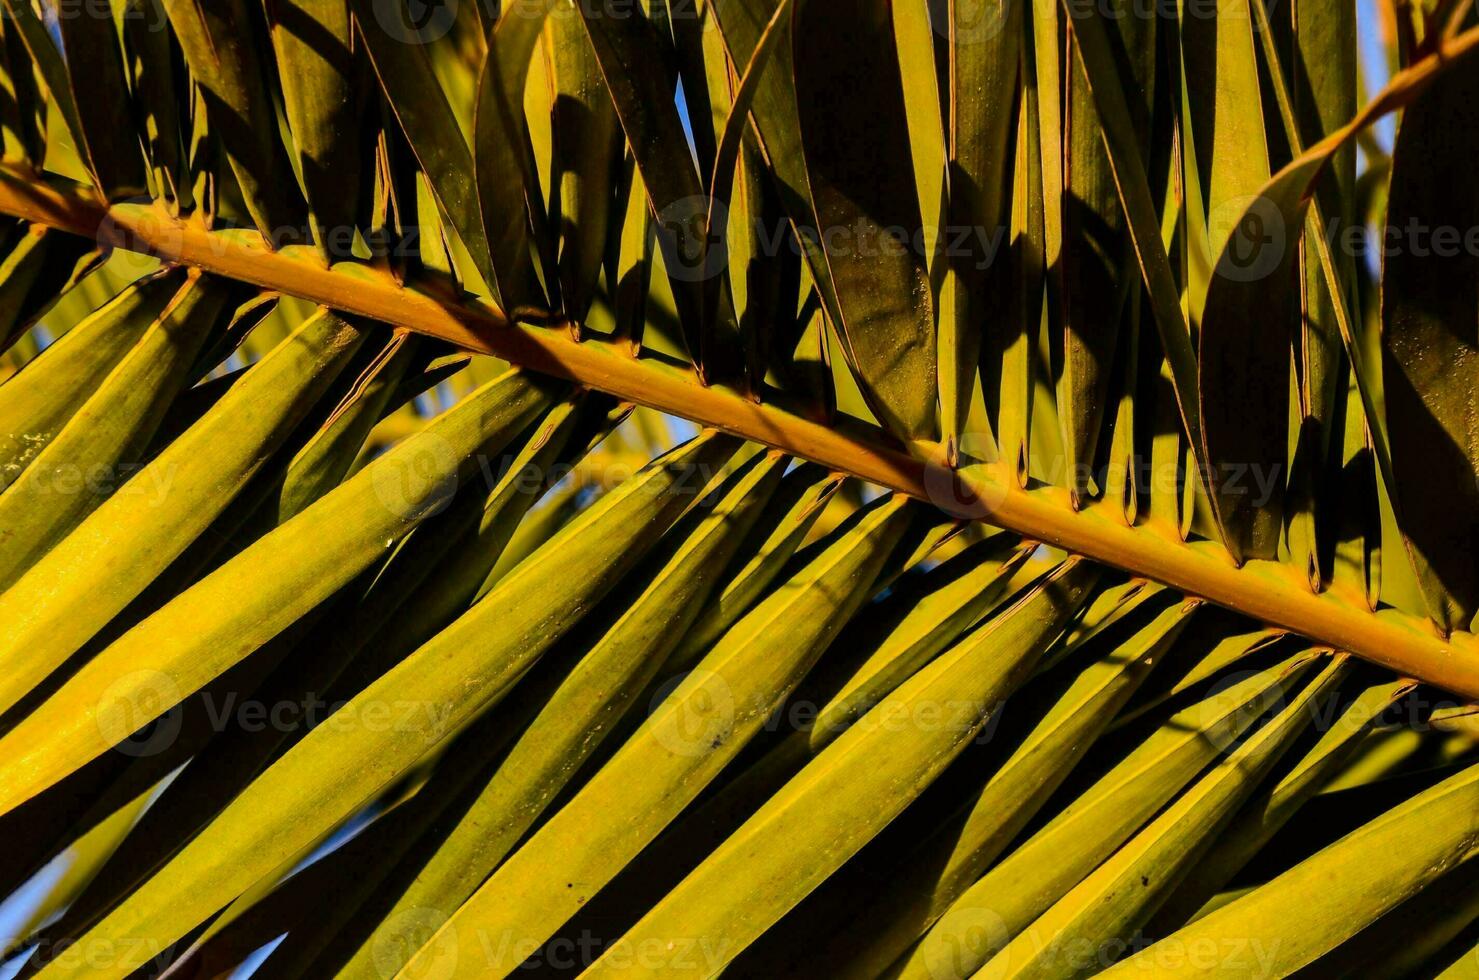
[2, 164, 1475, 700]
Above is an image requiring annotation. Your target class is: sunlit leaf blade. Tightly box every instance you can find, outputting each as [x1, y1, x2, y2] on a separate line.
[121, 0, 188, 209]
[588, 561, 1099, 978]
[1381, 58, 1479, 633]
[27, 433, 740, 980]
[572, 1, 729, 378]
[663, 461, 841, 674]
[352, 0, 500, 300]
[984, 654, 1347, 978]
[1188, 0, 1286, 561]
[161, 0, 307, 237]
[0, 0, 90, 183]
[599, 532, 1037, 924]
[769, 595, 1197, 978]
[1280, 0, 1358, 585]
[265, 0, 360, 260]
[1191, 23, 1479, 564]
[899, 647, 1321, 980]
[793, 0, 937, 441]
[1104, 760, 1479, 978]
[0, 271, 233, 589]
[50, 0, 148, 198]
[0, 224, 103, 353]
[0, 367, 560, 812]
[941, 0, 1019, 463]
[548, 3, 621, 321]
[399, 493, 914, 979]
[0, 309, 365, 722]
[0, 268, 183, 487]
[335, 451, 787, 979]
[327, 394, 622, 685]
[471, 0, 554, 315]
[1059, 0, 1150, 504]
[1149, 674, 1412, 929]
[1061, 0, 1206, 489]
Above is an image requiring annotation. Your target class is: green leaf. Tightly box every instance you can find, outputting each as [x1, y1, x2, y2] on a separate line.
[572, 1, 729, 379]
[334, 451, 788, 980]
[602, 532, 1037, 924]
[268, 332, 425, 523]
[52, 0, 149, 198]
[0, 268, 182, 487]
[0, 272, 234, 590]
[121, 0, 189, 209]
[35, 396, 604, 952]
[947, 0, 1022, 463]
[548, 3, 622, 321]
[587, 561, 1099, 978]
[0, 309, 365, 733]
[662, 461, 842, 674]
[774, 596, 1199, 979]
[0, 224, 104, 352]
[161, 0, 307, 237]
[1188, 0, 1287, 561]
[899, 647, 1321, 980]
[793, 0, 937, 441]
[0, 366, 560, 812]
[399, 493, 914, 978]
[326, 394, 622, 692]
[264, 0, 360, 260]
[794, 533, 1038, 752]
[471, 0, 554, 314]
[1280, 0, 1358, 585]
[1061, 0, 1206, 495]
[984, 655, 1347, 979]
[0, 21, 46, 165]
[1148, 674, 1412, 930]
[0, 0, 92, 189]
[352, 0, 500, 301]
[1380, 58, 1479, 632]
[1059, 0, 1150, 504]
[31, 433, 740, 979]
[1104, 760, 1479, 978]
